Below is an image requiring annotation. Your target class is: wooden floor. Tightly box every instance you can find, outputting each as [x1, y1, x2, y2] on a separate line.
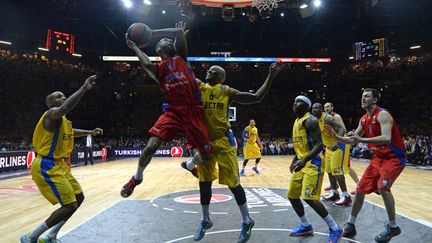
[1, 156, 431, 242]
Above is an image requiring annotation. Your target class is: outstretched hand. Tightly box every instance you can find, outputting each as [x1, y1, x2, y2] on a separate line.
[91, 128, 103, 136]
[175, 21, 189, 36]
[269, 61, 284, 77]
[125, 33, 138, 49]
[83, 75, 97, 90]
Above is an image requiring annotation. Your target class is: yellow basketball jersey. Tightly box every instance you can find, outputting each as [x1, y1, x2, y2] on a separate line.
[292, 112, 314, 160]
[200, 83, 231, 140]
[317, 113, 337, 148]
[32, 112, 74, 159]
[246, 126, 258, 144]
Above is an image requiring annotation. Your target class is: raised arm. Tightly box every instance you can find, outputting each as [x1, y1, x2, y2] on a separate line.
[73, 128, 103, 138]
[46, 75, 96, 121]
[125, 34, 158, 83]
[229, 62, 283, 104]
[152, 28, 188, 61]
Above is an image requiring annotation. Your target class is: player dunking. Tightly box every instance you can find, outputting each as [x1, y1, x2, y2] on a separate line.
[120, 25, 211, 197]
[326, 88, 406, 242]
[240, 119, 263, 176]
[311, 103, 352, 206]
[288, 96, 342, 243]
[323, 102, 360, 196]
[186, 62, 283, 242]
[21, 75, 103, 243]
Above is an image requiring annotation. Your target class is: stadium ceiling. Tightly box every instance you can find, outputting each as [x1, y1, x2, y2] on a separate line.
[0, 0, 431, 59]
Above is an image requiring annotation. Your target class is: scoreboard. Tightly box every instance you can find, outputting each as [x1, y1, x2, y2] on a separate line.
[354, 38, 388, 60]
[45, 29, 75, 54]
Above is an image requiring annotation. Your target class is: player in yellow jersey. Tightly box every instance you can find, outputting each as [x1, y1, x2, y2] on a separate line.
[240, 119, 263, 176]
[287, 96, 342, 243]
[311, 103, 352, 207]
[182, 62, 283, 242]
[324, 102, 360, 196]
[21, 75, 103, 243]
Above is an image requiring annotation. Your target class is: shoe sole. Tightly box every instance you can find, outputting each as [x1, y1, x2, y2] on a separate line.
[290, 230, 314, 236]
[333, 203, 352, 207]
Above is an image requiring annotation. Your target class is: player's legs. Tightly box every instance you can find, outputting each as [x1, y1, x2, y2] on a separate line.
[120, 136, 163, 198]
[349, 166, 360, 184]
[194, 181, 214, 241]
[23, 158, 83, 242]
[374, 158, 404, 241]
[343, 158, 381, 238]
[252, 158, 261, 174]
[301, 159, 341, 241]
[229, 185, 255, 243]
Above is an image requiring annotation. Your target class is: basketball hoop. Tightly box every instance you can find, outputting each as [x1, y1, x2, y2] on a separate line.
[252, 0, 278, 13]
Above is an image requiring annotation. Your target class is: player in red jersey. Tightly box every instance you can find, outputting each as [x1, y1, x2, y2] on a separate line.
[326, 88, 405, 242]
[120, 23, 210, 198]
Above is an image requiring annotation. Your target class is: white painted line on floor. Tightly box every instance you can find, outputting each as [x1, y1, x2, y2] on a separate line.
[273, 208, 289, 212]
[183, 210, 198, 214]
[365, 199, 432, 228]
[163, 207, 174, 211]
[59, 199, 122, 238]
[164, 228, 362, 243]
[152, 203, 159, 207]
[249, 211, 260, 214]
[210, 212, 228, 215]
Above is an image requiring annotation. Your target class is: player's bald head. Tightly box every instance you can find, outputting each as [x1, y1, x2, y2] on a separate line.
[213, 65, 226, 83]
[206, 65, 226, 84]
[46, 91, 66, 108]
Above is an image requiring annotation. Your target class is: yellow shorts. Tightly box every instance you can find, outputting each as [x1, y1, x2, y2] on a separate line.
[31, 156, 82, 205]
[325, 144, 350, 176]
[198, 130, 240, 188]
[243, 142, 261, 159]
[287, 157, 324, 200]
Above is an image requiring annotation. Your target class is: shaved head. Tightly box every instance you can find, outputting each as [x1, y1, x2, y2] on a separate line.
[46, 91, 66, 108]
[205, 65, 226, 85]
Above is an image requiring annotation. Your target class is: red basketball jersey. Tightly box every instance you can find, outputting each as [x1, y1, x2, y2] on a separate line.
[360, 107, 406, 161]
[156, 56, 201, 105]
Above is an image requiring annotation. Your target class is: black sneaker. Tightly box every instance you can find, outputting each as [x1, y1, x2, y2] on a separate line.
[342, 222, 357, 238]
[375, 222, 401, 242]
[120, 176, 142, 198]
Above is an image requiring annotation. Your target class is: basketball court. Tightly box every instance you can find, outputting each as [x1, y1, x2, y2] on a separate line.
[2, 156, 432, 242]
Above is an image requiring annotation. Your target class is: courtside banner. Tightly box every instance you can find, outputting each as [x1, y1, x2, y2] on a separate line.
[113, 146, 186, 158]
[70, 147, 107, 164]
[0, 151, 28, 172]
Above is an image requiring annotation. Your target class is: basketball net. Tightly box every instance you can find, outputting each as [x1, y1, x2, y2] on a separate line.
[252, 0, 278, 13]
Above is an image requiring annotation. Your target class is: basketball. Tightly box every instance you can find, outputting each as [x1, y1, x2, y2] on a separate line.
[127, 23, 152, 48]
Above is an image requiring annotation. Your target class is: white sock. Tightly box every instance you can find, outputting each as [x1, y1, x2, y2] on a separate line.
[300, 215, 311, 227]
[324, 215, 339, 231]
[349, 215, 357, 224]
[46, 221, 66, 239]
[388, 220, 398, 228]
[238, 203, 251, 224]
[332, 189, 339, 195]
[29, 222, 49, 239]
[134, 166, 144, 181]
[342, 191, 349, 197]
[201, 205, 210, 221]
[186, 159, 195, 170]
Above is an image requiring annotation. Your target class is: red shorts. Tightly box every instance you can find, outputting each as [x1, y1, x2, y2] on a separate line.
[149, 105, 210, 155]
[357, 156, 405, 194]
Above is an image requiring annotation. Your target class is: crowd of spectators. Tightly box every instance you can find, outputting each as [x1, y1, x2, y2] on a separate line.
[1, 47, 432, 167]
